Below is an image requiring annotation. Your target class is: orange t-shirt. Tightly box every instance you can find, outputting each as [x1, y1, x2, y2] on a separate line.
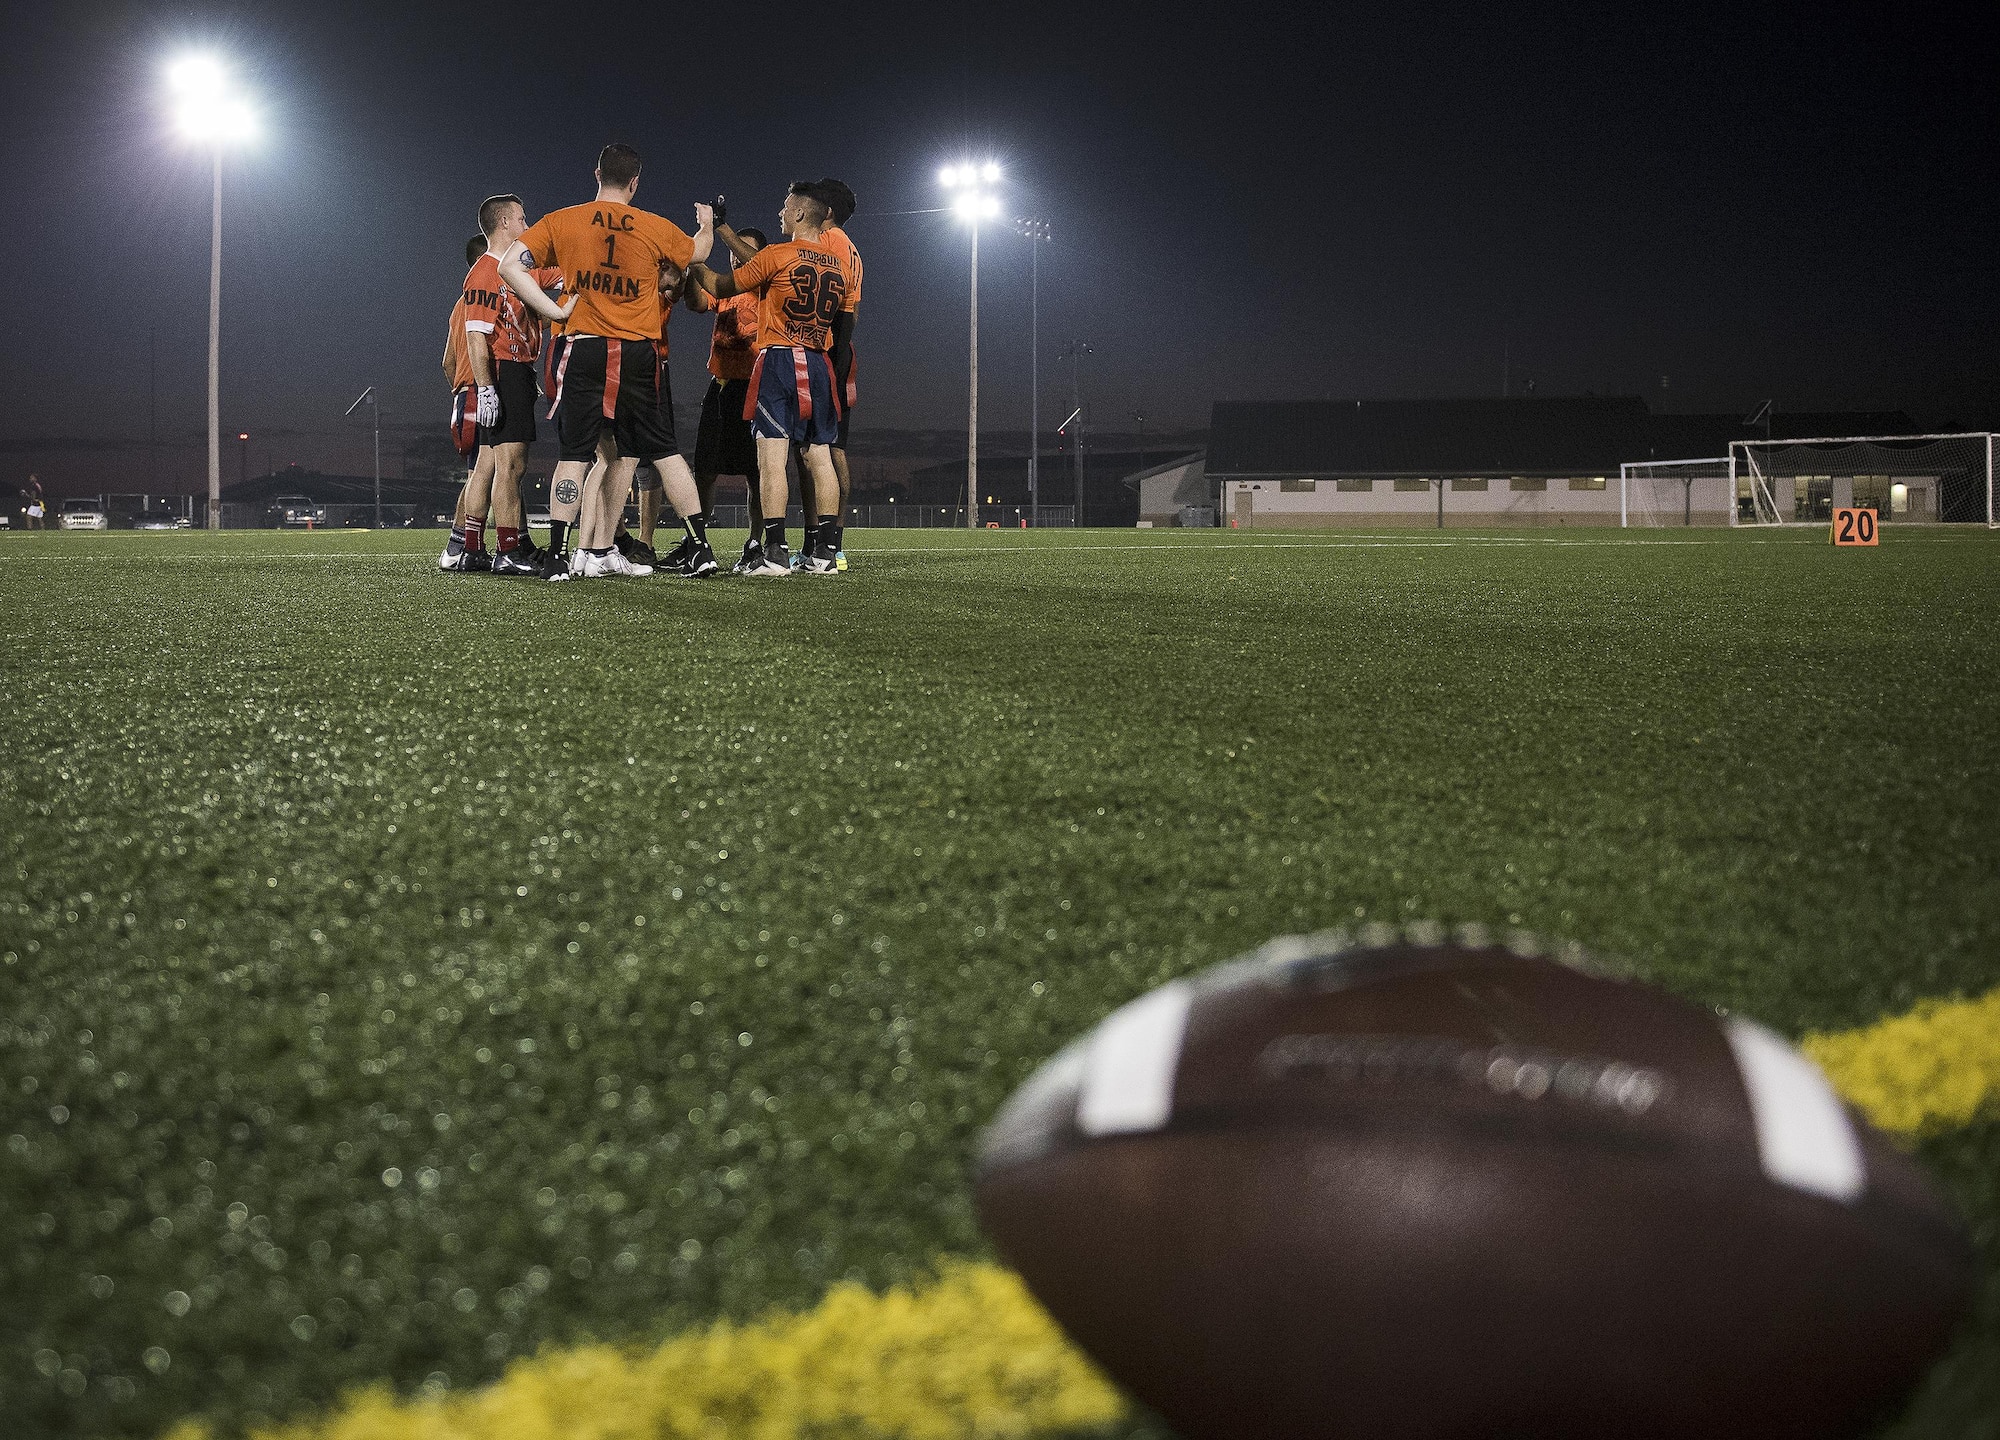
[462, 255, 565, 366]
[515, 202, 695, 343]
[727, 231, 860, 352]
[688, 287, 758, 380]
[821, 226, 863, 312]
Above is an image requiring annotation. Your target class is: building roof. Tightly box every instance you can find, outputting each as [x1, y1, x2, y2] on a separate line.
[1207, 396, 1919, 477]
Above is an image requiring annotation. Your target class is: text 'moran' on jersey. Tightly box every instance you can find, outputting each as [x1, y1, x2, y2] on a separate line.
[515, 202, 695, 343]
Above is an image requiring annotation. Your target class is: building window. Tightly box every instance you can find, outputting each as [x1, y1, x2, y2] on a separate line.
[1567, 477, 1607, 491]
[1510, 477, 1548, 492]
[1280, 478, 1317, 492]
[1336, 479, 1373, 492]
[1394, 479, 1431, 492]
[1451, 478, 1488, 492]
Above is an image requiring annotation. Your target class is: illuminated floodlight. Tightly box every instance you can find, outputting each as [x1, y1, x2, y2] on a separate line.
[176, 94, 256, 143]
[939, 165, 960, 188]
[167, 53, 225, 95]
[981, 162, 1001, 183]
[979, 195, 1000, 218]
[952, 194, 979, 220]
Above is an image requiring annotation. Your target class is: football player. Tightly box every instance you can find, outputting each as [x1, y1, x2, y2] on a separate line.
[440, 233, 490, 571]
[498, 143, 716, 580]
[816, 179, 862, 571]
[681, 222, 766, 573]
[687, 183, 858, 576]
[460, 194, 565, 575]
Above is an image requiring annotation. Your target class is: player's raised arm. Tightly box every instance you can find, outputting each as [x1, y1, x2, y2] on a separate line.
[688, 262, 737, 299]
[711, 196, 762, 266]
[691, 203, 715, 265]
[497, 243, 576, 322]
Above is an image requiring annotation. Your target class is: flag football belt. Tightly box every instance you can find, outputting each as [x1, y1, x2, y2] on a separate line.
[450, 385, 478, 456]
[545, 336, 658, 421]
[743, 347, 842, 425]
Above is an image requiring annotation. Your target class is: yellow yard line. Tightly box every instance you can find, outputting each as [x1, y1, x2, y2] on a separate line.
[1804, 986, 2000, 1138]
[161, 986, 2000, 1440]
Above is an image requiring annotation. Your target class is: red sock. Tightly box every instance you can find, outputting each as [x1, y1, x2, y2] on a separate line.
[497, 525, 519, 553]
[466, 515, 487, 552]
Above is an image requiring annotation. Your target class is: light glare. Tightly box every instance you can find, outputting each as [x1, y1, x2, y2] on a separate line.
[168, 54, 225, 95]
[951, 194, 979, 220]
[981, 162, 1001, 182]
[939, 165, 960, 188]
[980, 195, 1001, 218]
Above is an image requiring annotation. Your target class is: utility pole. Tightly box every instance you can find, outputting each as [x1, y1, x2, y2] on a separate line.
[966, 223, 979, 528]
[148, 328, 158, 494]
[206, 150, 221, 528]
[1062, 341, 1091, 525]
[346, 387, 380, 528]
[1013, 218, 1051, 527]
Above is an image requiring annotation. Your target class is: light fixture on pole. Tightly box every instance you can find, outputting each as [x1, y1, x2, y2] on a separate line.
[168, 53, 257, 531]
[940, 162, 1002, 529]
[345, 387, 381, 529]
[1013, 217, 1051, 527]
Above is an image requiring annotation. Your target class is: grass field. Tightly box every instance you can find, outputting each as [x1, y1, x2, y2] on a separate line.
[4, 525, 1998, 1440]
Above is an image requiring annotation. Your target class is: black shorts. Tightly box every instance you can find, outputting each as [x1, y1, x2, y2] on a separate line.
[833, 353, 853, 450]
[477, 359, 539, 447]
[551, 336, 677, 464]
[695, 376, 756, 477]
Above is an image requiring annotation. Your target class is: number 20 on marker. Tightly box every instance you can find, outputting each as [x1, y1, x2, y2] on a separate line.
[1831, 507, 1878, 547]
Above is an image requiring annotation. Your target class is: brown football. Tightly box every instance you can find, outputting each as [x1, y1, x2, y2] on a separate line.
[975, 929, 1975, 1440]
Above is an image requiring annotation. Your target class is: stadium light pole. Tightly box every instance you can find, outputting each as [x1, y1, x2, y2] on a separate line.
[345, 387, 381, 528]
[1061, 340, 1092, 524]
[1013, 217, 1051, 526]
[941, 163, 1001, 528]
[168, 54, 256, 530]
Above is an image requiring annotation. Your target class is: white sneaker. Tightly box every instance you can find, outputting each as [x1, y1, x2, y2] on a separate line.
[605, 550, 654, 577]
[438, 545, 467, 572]
[569, 547, 588, 577]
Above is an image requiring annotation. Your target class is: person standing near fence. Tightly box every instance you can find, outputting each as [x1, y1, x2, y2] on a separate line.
[23, 474, 45, 529]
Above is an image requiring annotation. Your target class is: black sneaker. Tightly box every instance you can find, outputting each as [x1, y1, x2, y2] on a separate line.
[466, 549, 494, 573]
[746, 542, 791, 577]
[536, 547, 571, 582]
[658, 534, 697, 574]
[493, 545, 539, 577]
[682, 540, 720, 577]
[802, 546, 837, 575]
[731, 539, 762, 575]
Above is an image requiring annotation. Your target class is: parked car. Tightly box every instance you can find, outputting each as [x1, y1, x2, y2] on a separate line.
[269, 496, 327, 528]
[134, 515, 190, 530]
[60, 498, 109, 531]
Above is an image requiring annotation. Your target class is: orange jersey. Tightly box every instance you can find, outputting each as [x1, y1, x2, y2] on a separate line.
[821, 225, 863, 312]
[689, 287, 758, 380]
[727, 231, 859, 352]
[515, 202, 695, 343]
[445, 297, 474, 389]
[462, 255, 564, 366]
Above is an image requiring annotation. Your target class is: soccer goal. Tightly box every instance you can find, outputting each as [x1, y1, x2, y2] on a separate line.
[1729, 433, 1998, 528]
[1619, 458, 1731, 527]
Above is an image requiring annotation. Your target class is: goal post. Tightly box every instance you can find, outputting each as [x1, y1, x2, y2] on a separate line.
[1618, 458, 1731, 528]
[1727, 433, 1998, 528]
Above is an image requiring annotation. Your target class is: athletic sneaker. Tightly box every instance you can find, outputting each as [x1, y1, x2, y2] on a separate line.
[466, 549, 494, 573]
[746, 542, 792, 577]
[835, 549, 848, 573]
[803, 550, 838, 576]
[614, 533, 658, 566]
[438, 547, 470, 573]
[568, 546, 588, 578]
[580, 549, 653, 578]
[786, 549, 805, 573]
[732, 539, 762, 575]
[658, 535, 697, 573]
[681, 540, 720, 578]
[492, 545, 540, 577]
[538, 548, 571, 582]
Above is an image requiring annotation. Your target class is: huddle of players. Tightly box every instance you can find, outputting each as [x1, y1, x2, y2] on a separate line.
[439, 142, 862, 581]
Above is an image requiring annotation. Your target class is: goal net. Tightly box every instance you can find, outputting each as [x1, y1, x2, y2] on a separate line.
[1619, 458, 1731, 527]
[1729, 433, 1997, 527]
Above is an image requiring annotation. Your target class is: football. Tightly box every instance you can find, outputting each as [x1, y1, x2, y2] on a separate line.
[975, 928, 1976, 1440]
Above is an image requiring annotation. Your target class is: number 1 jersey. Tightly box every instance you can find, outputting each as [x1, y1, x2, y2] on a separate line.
[514, 202, 695, 343]
[727, 235, 859, 353]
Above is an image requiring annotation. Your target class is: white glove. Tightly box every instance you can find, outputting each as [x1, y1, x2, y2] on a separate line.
[476, 385, 500, 427]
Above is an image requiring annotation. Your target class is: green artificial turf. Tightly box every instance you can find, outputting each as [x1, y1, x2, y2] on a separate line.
[2, 526, 1998, 1439]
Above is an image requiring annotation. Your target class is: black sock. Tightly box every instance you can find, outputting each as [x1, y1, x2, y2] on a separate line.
[685, 514, 708, 543]
[587, 545, 612, 556]
[547, 519, 568, 554]
[816, 517, 839, 556]
[763, 519, 785, 551]
[834, 523, 844, 552]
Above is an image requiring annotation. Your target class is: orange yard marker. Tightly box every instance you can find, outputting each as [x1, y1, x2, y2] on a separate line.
[1830, 506, 1878, 546]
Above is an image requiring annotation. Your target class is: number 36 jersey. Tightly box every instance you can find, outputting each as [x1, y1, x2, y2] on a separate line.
[514, 202, 695, 343]
[728, 235, 860, 353]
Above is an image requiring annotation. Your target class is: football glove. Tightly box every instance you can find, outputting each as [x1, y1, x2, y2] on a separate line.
[712, 194, 727, 225]
[476, 385, 500, 427]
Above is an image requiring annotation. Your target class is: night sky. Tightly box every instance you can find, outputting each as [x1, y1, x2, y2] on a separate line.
[3, 0, 1995, 483]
